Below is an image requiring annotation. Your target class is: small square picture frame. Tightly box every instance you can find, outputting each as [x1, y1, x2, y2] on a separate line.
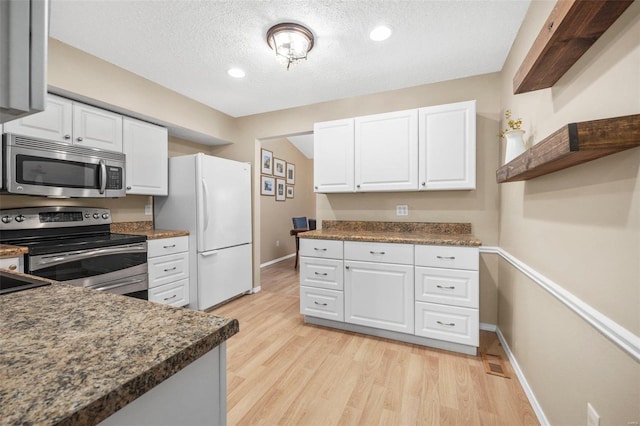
[261, 149, 273, 175]
[286, 185, 294, 198]
[275, 178, 286, 201]
[274, 158, 286, 177]
[286, 162, 295, 184]
[261, 175, 275, 196]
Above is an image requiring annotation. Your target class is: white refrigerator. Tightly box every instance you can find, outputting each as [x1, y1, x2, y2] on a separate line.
[154, 153, 252, 311]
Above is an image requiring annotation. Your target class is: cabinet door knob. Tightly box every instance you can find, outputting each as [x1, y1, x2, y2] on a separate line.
[8, 264, 17, 271]
[356, 184, 361, 188]
[345, 265, 350, 270]
[314, 186, 318, 190]
[76, 137, 83, 142]
[126, 186, 132, 190]
[64, 134, 71, 140]
[421, 182, 426, 186]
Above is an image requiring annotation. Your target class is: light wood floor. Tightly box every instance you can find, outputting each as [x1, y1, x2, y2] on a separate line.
[212, 257, 538, 425]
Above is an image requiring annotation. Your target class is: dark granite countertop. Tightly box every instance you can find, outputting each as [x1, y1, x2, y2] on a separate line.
[0, 244, 29, 258]
[299, 220, 482, 246]
[0, 276, 238, 425]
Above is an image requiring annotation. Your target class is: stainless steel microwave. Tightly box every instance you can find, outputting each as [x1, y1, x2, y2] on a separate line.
[1, 133, 126, 198]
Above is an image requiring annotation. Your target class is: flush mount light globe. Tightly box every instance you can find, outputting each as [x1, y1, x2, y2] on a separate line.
[266, 23, 314, 70]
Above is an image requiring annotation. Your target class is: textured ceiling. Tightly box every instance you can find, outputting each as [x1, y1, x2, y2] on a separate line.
[49, 0, 530, 118]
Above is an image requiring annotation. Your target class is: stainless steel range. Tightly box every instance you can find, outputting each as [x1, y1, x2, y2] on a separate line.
[0, 206, 148, 299]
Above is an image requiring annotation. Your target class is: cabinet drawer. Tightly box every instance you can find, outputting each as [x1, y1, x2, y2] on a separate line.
[415, 301, 478, 346]
[300, 257, 343, 291]
[415, 267, 478, 308]
[0, 257, 22, 272]
[149, 278, 189, 307]
[300, 286, 344, 322]
[148, 236, 189, 258]
[299, 239, 343, 259]
[414, 245, 478, 270]
[344, 241, 413, 265]
[148, 252, 189, 288]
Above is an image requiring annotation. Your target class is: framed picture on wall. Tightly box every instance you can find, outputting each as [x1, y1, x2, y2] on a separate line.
[261, 175, 275, 196]
[261, 149, 273, 175]
[286, 185, 294, 198]
[274, 158, 286, 177]
[286, 162, 295, 184]
[275, 178, 286, 201]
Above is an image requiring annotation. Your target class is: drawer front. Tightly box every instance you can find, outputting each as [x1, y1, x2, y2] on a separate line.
[149, 278, 189, 307]
[414, 245, 479, 270]
[344, 241, 413, 265]
[415, 301, 479, 346]
[300, 286, 344, 322]
[300, 257, 344, 291]
[415, 267, 478, 308]
[0, 257, 22, 272]
[299, 239, 343, 259]
[148, 236, 189, 258]
[148, 252, 189, 288]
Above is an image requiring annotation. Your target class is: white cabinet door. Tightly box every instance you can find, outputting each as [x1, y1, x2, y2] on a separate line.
[344, 260, 414, 334]
[313, 119, 354, 193]
[418, 100, 476, 190]
[0, 257, 23, 273]
[3, 94, 73, 143]
[123, 117, 168, 195]
[72, 102, 123, 152]
[354, 109, 418, 192]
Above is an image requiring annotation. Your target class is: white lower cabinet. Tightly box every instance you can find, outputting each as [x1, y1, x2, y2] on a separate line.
[148, 236, 190, 307]
[0, 256, 23, 273]
[299, 237, 480, 355]
[344, 260, 414, 334]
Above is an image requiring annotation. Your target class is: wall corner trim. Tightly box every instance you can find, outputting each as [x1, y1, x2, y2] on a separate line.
[480, 246, 640, 363]
[495, 326, 550, 426]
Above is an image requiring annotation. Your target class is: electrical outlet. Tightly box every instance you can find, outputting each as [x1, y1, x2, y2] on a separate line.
[396, 205, 408, 216]
[276, 240, 280, 247]
[587, 403, 600, 426]
[144, 204, 152, 215]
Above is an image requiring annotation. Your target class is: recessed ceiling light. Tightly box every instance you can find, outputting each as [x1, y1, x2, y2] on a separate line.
[227, 68, 246, 78]
[369, 25, 392, 41]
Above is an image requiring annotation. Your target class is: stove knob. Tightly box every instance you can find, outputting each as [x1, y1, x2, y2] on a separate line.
[93, 213, 100, 219]
[15, 215, 26, 223]
[84, 213, 90, 218]
[102, 213, 109, 220]
[1, 216, 12, 224]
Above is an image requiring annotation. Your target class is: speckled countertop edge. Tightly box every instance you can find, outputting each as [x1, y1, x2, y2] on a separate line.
[110, 222, 189, 240]
[299, 221, 482, 246]
[0, 244, 28, 258]
[0, 277, 238, 426]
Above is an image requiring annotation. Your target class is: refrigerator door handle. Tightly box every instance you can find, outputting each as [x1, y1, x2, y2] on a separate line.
[201, 250, 219, 257]
[201, 178, 210, 231]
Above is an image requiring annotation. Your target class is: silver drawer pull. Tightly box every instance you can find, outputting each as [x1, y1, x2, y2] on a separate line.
[436, 256, 456, 260]
[314, 301, 328, 306]
[164, 294, 177, 301]
[164, 267, 177, 272]
[369, 251, 386, 255]
[163, 244, 176, 249]
[314, 248, 327, 251]
[437, 321, 456, 327]
[314, 272, 328, 276]
[436, 285, 456, 290]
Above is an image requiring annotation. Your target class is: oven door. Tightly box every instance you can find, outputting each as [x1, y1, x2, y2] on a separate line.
[28, 242, 148, 298]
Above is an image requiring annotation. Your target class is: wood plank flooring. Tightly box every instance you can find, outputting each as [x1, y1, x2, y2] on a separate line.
[212, 257, 538, 425]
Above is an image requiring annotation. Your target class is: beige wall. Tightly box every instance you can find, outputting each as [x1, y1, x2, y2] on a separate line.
[498, 1, 640, 424]
[259, 138, 315, 264]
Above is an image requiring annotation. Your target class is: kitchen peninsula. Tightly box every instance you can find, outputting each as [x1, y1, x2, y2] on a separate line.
[0, 277, 238, 425]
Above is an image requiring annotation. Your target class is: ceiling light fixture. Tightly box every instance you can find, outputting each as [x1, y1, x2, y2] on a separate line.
[370, 25, 392, 41]
[266, 22, 314, 70]
[227, 68, 246, 78]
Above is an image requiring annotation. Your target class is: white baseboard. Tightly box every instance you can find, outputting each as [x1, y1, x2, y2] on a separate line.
[260, 253, 295, 268]
[479, 322, 496, 332]
[495, 326, 549, 426]
[250, 286, 261, 294]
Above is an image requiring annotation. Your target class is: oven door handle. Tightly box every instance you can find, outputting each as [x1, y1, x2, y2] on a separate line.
[30, 243, 147, 271]
[93, 278, 146, 293]
[99, 159, 107, 195]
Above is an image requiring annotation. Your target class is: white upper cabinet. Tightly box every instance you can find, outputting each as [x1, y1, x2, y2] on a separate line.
[314, 118, 355, 193]
[123, 117, 168, 196]
[4, 94, 73, 142]
[354, 109, 418, 192]
[4, 94, 124, 152]
[418, 100, 476, 190]
[72, 102, 123, 152]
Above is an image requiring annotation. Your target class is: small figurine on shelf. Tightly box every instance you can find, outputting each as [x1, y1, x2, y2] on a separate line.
[499, 110, 526, 164]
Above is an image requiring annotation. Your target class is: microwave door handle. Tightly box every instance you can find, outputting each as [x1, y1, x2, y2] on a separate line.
[99, 160, 107, 195]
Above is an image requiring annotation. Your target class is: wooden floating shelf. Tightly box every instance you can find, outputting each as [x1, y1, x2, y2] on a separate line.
[513, 0, 634, 94]
[496, 114, 640, 183]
